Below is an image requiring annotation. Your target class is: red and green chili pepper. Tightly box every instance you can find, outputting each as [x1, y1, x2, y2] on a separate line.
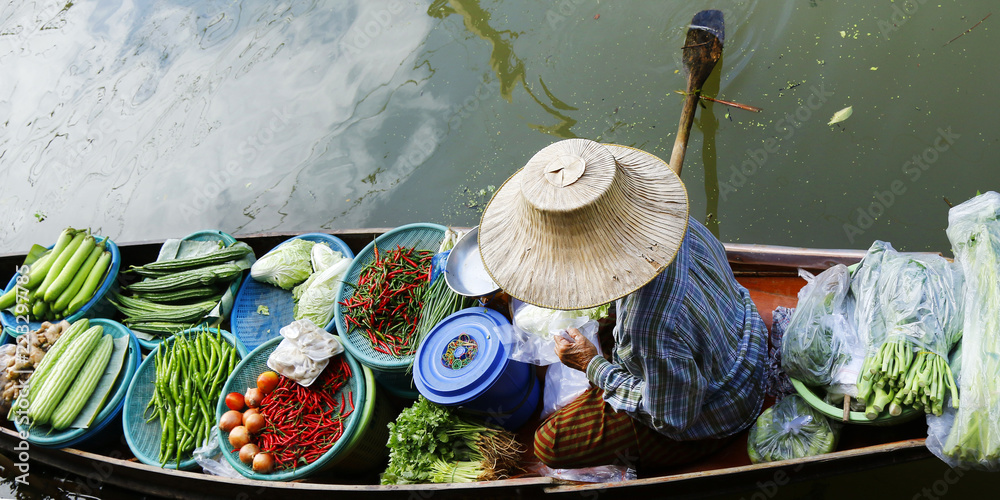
[339, 244, 433, 357]
[256, 357, 354, 471]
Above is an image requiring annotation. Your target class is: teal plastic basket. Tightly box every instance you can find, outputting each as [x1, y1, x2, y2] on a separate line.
[333, 223, 446, 396]
[14, 318, 140, 448]
[2, 235, 121, 338]
[132, 230, 245, 351]
[122, 327, 247, 470]
[231, 233, 354, 352]
[215, 336, 367, 481]
[324, 363, 391, 474]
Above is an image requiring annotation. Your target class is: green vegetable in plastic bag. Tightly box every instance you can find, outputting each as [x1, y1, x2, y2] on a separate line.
[781, 265, 853, 387]
[250, 238, 315, 289]
[747, 395, 839, 464]
[934, 191, 1000, 470]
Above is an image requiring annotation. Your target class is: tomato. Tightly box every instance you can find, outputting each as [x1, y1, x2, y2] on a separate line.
[256, 371, 280, 395]
[225, 391, 246, 411]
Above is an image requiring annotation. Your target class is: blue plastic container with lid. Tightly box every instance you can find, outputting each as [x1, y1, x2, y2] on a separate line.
[413, 307, 540, 431]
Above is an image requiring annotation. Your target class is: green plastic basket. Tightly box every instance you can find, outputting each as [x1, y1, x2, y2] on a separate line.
[123, 327, 247, 470]
[324, 363, 391, 474]
[215, 336, 367, 481]
[790, 378, 922, 426]
[14, 318, 140, 448]
[333, 223, 446, 395]
[132, 230, 245, 351]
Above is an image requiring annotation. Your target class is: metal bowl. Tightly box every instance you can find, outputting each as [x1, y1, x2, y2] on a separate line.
[445, 226, 501, 297]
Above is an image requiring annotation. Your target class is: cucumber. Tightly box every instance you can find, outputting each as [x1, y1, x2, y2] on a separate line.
[44, 235, 96, 303]
[27, 324, 103, 426]
[35, 231, 86, 300]
[25, 228, 78, 290]
[50, 333, 114, 430]
[65, 251, 113, 316]
[52, 242, 105, 312]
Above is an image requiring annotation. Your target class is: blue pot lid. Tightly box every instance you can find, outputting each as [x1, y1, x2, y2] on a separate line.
[414, 307, 511, 405]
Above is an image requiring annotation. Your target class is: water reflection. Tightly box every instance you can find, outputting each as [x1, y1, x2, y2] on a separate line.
[698, 53, 723, 238]
[0, 0, 996, 258]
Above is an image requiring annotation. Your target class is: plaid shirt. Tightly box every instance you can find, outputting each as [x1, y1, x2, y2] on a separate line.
[586, 218, 767, 441]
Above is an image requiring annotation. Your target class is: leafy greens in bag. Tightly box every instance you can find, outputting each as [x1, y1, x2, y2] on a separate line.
[747, 395, 839, 464]
[780, 265, 854, 387]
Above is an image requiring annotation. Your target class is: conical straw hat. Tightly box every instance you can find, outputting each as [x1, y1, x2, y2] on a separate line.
[479, 138, 689, 310]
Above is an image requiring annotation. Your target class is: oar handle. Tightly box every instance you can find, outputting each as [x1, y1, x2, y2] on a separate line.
[669, 92, 700, 176]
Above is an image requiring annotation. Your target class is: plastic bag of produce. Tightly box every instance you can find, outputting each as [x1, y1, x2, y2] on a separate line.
[747, 395, 839, 464]
[852, 241, 963, 419]
[929, 191, 1000, 470]
[781, 265, 854, 387]
[874, 250, 963, 358]
[508, 298, 606, 366]
[251, 238, 315, 289]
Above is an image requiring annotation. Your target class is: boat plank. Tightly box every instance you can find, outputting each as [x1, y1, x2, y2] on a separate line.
[543, 439, 930, 498]
[0, 427, 557, 500]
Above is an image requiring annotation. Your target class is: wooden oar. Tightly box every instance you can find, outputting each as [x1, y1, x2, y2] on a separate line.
[668, 10, 725, 176]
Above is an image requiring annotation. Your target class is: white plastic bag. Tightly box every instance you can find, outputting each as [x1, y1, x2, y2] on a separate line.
[541, 361, 592, 420]
[508, 299, 604, 366]
[266, 319, 344, 386]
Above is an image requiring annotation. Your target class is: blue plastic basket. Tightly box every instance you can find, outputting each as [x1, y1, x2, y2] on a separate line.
[13, 318, 141, 448]
[333, 223, 446, 397]
[231, 233, 354, 352]
[133, 230, 245, 351]
[122, 327, 248, 470]
[215, 337, 367, 481]
[1, 235, 121, 338]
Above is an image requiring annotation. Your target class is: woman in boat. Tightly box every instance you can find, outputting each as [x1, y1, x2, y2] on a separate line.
[478, 138, 767, 472]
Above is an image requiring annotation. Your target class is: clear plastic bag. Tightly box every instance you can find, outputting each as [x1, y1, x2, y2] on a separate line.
[508, 299, 602, 366]
[747, 395, 839, 464]
[193, 433, 242, 478]
[875, 249, 963, 359]
[528, 463, 636, 483]
[780, 265, 854, 387]
[930, 191, 1000, 470]
[851, 241, 964, 417]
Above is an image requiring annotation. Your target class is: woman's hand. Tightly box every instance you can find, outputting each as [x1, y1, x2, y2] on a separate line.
[554, 327, 599, 372]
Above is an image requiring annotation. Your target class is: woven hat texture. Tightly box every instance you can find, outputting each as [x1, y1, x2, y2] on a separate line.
[479, 139, 689, 310]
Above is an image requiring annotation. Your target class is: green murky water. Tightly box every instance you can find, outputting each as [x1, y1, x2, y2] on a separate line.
[2, 0, 997, 255]
[1, 0, 997, 497]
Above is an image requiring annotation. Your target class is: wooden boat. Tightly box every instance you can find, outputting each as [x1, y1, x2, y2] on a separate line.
[0, 230, 936, 499]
